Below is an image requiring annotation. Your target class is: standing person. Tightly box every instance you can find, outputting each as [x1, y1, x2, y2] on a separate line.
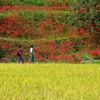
[29, 45, 34, 63]
[17, 45, 24, 63]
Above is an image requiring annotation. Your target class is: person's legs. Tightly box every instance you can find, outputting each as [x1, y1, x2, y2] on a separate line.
[31, 55, 34, 63]
[20, 56, 24, 63]
[29, 54, 34, 63]
[32, 55, 34, 63]
[29, 54, 31, 63]
[17, 56, 24, 63]
[17, 56, 21, 63]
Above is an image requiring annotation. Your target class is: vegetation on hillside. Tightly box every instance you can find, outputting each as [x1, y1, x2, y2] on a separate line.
[0, 0, 100, 63]
[0, 0, 74, 6]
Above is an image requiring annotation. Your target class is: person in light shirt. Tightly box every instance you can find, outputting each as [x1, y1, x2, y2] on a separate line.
[29, 45, 34, 63]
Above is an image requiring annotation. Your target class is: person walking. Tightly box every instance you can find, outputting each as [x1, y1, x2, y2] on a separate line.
[29, 45, 34, 63]
[17, 45, 24, 63]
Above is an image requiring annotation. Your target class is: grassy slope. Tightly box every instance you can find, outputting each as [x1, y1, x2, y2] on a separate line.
[0, 36, 78, 44]
[0, 9, 72, 40]
[0, 0, 74, 6]
[0, 63, 99, 100]
[0, 9, 76, 45]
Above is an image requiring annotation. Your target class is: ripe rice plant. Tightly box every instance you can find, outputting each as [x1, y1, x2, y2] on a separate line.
[0, 63, 100, 100]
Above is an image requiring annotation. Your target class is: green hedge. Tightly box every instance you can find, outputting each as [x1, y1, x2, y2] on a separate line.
[14, 10, 74, 25]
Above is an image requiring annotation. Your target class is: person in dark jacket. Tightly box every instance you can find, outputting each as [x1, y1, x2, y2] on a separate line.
[17, 45, 24, 63]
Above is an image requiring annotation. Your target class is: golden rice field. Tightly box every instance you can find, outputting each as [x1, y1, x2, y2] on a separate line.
[0, 63, 100, 100]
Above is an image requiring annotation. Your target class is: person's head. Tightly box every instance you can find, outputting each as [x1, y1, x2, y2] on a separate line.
[31, 45, 33, 48]
[19, 45, 22, 48]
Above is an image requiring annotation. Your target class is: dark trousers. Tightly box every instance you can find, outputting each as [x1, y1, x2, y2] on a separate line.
[29, 54, 34, 63]
[17, 56, 24, 63]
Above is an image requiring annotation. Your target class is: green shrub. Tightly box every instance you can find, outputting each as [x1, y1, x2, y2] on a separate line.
[20, 0, 45, 6]
[0, 47, 4, 60]
[0, 0, 74, 6]
[0, 0, 4, 5]
[81, 52, 93, 61]
[72, 0, 100, 44]
[33, 10, 45, 22]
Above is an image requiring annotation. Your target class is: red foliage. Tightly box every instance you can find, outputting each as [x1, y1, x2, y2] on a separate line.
[0, 6, 70, 12]
[79, 28, 85, 34]
[58, 54, 67, 59]
[90, 49, 100, 55]
[0, 6, 99, 63]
